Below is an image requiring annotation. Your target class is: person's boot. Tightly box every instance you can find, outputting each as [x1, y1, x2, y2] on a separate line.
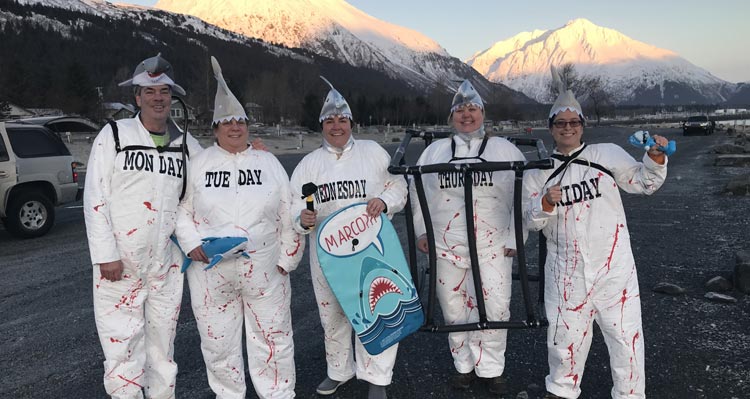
[367, 383, 387, 399]
[486, 375, 508, 395]
[450, 370, 477, 389]
[543, 392, 566, 399]
[316, 377, 348, 395]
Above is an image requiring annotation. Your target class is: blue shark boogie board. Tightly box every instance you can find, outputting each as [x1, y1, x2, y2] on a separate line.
[316, 203, 424, 355]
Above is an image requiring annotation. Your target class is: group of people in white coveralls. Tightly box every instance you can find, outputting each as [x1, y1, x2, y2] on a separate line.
[84, 53, 670, 399]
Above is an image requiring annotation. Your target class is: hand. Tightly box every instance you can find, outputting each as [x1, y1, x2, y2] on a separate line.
[251, 137, 268, 152]
[366, 198, 386, 218]
[504, 248, 517, 257]
[188, 246, 209, 264]
[649, 134, 668, 154]
[99, 260, 124, 282]
[299, 209, 317, 229]
[416, 234, 429, 254]
[544, 184, 562, 206]
[276, 265, 288, 276]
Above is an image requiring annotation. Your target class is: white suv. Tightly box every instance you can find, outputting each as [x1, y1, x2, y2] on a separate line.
[0, 121, 82, 238]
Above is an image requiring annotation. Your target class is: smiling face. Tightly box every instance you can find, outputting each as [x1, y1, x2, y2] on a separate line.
[322, 115, 352, 148]
[451, 104, 484, 134]
[550, 110, 584, 154]
[214, 118, 249, 154]
[135, 84, 171, 132]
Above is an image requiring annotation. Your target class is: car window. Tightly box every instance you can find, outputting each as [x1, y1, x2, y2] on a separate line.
[687, 116, 707, 122]
[0, 134, 9, 162]
[7, 127, 71, 158]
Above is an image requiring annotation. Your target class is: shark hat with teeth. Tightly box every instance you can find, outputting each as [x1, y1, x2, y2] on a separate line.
[318, 76, 353, 123]
[210, 56, 248, 126]
[449, 79, 484, 118]
[548, 64, 585, 120]
[118, 53, 186, 96]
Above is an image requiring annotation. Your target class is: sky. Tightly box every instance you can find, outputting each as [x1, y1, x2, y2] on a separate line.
[117, 0, 750, 83]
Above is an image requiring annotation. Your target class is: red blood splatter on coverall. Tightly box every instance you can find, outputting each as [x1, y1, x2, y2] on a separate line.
[410, 135, 527, 378]
[84, 117, 202, 398]
[524, 143, 667, 399]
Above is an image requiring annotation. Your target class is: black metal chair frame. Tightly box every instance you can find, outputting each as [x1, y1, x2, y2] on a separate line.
[388, 129, 552, 333]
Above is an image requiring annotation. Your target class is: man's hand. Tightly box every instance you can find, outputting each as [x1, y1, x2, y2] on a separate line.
[366, 198, 386, 218]
[300, 209, 317, 229]
[504, 248, 517, 257]
[544, 184, 562, 206]
[417, 234, 429, 254]
[100, 260, 124, 282]
[277, 266, 288, 276]
[188, 246, 209, 264]
[251, 137, 268, 152]
[649, 134, 669, 154]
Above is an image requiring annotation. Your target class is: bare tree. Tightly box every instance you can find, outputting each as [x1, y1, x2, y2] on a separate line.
[580, 76, 613, 125]
[548, 63, 581, 101]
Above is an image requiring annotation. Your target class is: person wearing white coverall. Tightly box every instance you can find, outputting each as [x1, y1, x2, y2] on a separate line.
[175, 57, 303, 399]
[524, 66, 669, 399]
[290, 78, 407, 399]
[84, 54, 202, 398]
[411, 80, 525, 395]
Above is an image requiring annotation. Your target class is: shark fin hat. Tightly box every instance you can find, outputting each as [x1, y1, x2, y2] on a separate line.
[210, 56, 248, 126]
[449, 79, 484, 117]
[118, 53, 186, 96]
[548, 64, 584, 120]
[318, 76, 353, 122]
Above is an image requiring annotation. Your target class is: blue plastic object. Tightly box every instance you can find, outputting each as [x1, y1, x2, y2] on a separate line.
[629, 130, 676, 156]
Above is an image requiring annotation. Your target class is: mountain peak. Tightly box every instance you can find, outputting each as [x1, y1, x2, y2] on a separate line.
[467, 18, 727, 104]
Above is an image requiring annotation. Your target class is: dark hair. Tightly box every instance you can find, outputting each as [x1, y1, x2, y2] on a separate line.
[319, 116, 355, 129]
[548, 114, 585, 129]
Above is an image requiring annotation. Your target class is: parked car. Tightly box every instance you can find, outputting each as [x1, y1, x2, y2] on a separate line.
[0, 122, 82, 238]
[682, 115, 715, 136]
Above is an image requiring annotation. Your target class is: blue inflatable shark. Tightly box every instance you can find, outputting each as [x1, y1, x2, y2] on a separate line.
[628, 130, 676, 156]
[179, 236, 250, 272]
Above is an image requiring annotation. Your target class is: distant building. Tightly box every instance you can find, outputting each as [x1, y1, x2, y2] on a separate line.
[102, 102, 136, 120]
[245, 102, 264, 123]
[170, 99, 196, 125]
[5, 103, 35, 119]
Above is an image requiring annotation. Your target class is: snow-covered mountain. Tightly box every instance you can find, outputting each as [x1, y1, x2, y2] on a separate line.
[467, 18, 733, 105]
[154, 0, 529, 102]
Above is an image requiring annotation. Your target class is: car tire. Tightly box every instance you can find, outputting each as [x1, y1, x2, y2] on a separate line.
[5, 191, 55, 238]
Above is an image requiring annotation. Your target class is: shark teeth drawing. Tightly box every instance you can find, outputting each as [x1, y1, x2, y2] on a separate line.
[369, 277, 402, 313]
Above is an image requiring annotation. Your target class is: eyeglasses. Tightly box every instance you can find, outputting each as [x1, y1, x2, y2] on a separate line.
[552, 120, 582, 128]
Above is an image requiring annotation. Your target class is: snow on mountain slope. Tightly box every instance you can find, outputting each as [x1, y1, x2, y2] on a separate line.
[467, 18, 730, 104]
[154, 0, 490, 92]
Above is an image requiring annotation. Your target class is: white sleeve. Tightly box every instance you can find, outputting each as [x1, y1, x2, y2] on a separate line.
[83, 125, 120, 265]
[175, 159, 203, 257]
[273, 159, 305, 272]
[607, 144, 667, 195]
[373, 145, 407, 217]
[503, 145, 529, 250]
[289, 157, 312, 235]
[522, 167, 556, 232]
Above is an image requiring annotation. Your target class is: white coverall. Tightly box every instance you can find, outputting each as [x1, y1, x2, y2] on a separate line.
[410, 135, 526, 378]
[523, 143, 667, 399]
[175, 144, 303, 399]
[84, 117, 202, 399]
[289, 139, 408, 386]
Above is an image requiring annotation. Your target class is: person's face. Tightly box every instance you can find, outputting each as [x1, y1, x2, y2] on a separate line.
[322, 115, 352, 148]
[135, 85, 171, 130]
[451, 104, 484, 134]
[214, 118, 249, 153]
[550, 110, 584, 154]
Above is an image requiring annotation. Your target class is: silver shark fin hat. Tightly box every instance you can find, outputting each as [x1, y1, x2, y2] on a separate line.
[450, 80, 484, 116]
[319, 76, 353, 122]
[118, 53, 186, 96]
[210, 56, 248, 126]
[548, 65, 584, 120]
